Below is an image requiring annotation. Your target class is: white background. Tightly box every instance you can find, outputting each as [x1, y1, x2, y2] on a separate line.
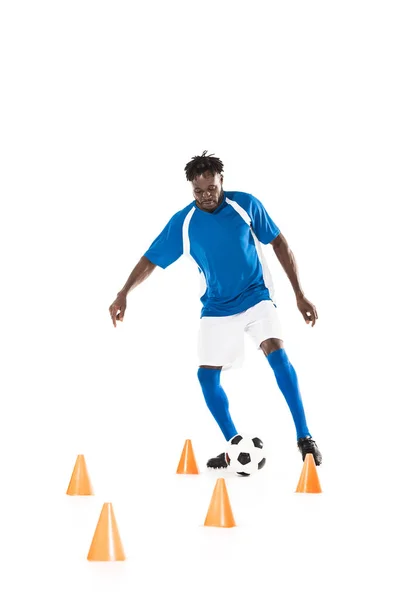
[1, 1, 399, 598]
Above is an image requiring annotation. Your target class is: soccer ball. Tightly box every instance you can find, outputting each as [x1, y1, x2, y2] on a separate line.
[225, 434, 266, 476]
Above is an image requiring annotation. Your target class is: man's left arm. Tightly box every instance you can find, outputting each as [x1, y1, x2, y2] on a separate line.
[271, 233, 318, 327]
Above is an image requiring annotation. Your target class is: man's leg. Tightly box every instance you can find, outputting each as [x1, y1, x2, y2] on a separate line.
[197, 313, 245, 468]
[260, 338, 310, 438]
[197, 365, 238, 469]
[198, 365, 238, 441]
[260, 338, 322, 465]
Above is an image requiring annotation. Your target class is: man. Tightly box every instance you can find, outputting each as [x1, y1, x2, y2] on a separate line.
[109, 151, 322, 468]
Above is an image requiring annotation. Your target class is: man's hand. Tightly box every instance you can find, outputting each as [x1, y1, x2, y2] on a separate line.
[109, 292, 127, 327]
[296, 295, 318, 327]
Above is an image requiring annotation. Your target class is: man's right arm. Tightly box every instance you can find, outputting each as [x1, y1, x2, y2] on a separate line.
[118, 255, 157, 297]
[110, 209, 185, 326]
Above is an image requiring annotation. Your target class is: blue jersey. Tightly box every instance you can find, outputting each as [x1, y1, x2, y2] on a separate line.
[144, 191, 280, 317]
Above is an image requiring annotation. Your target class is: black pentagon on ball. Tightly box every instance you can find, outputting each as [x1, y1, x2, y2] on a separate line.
[258, 457, 266, 470]
[252, 437, 263, 449]
[237, 452, 251, 466]
[230, 435, 243, 445]
[237, 472, 250, 477]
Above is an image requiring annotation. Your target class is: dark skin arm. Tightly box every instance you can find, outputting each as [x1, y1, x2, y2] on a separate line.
[109, 256, 157, 327]
[270, 233, 318, 327]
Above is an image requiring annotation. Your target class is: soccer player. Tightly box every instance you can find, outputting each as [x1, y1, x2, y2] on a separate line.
[109, 151, 322, 467]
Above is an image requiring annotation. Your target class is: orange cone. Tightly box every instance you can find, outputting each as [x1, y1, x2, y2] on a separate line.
[296, 453, 322, 493]
[204, 478, 236, 528]
[66, 454, 94, 495]
[176, 439, 200, 474]
[87, 503, 126, 561]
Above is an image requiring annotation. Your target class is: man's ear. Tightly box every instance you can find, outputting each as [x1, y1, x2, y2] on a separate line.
[220, 174, 224, 184]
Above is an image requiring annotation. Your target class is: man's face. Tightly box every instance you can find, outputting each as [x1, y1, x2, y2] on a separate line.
[191, 171, 223, 212]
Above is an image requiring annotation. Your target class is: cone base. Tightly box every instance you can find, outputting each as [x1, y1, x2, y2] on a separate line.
[87, 555, 126, 562]
[204, 522, 236, 528]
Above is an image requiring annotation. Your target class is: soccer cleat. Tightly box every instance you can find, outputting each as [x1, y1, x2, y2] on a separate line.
[297, 436, 322, 466]
[206, 452, 228, 469]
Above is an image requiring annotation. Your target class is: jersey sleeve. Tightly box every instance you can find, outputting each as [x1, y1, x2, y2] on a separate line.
[237, 193, 280, 244]
[143, 211, 184, 269]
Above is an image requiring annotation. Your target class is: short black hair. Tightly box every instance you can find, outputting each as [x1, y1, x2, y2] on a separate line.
[184, 150, 224, 181]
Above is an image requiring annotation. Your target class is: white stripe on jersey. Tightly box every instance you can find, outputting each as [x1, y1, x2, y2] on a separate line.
[182, 206, 207, 297]
[225, 199, 275, 302]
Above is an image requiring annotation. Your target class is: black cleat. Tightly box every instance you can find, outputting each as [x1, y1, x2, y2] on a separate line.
[297, 437, 322, 466]
[206, 452, 228, 469]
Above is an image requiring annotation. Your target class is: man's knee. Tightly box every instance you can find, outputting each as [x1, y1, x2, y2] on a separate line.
[260, 338, 284, 356]
[197, 365, 222, 386]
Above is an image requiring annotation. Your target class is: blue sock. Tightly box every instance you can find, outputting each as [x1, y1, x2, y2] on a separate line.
[267, 349, 311, 440]
[197, 368, 238, 441]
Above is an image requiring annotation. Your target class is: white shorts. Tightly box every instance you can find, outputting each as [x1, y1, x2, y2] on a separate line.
[197, 300, 284, 371]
